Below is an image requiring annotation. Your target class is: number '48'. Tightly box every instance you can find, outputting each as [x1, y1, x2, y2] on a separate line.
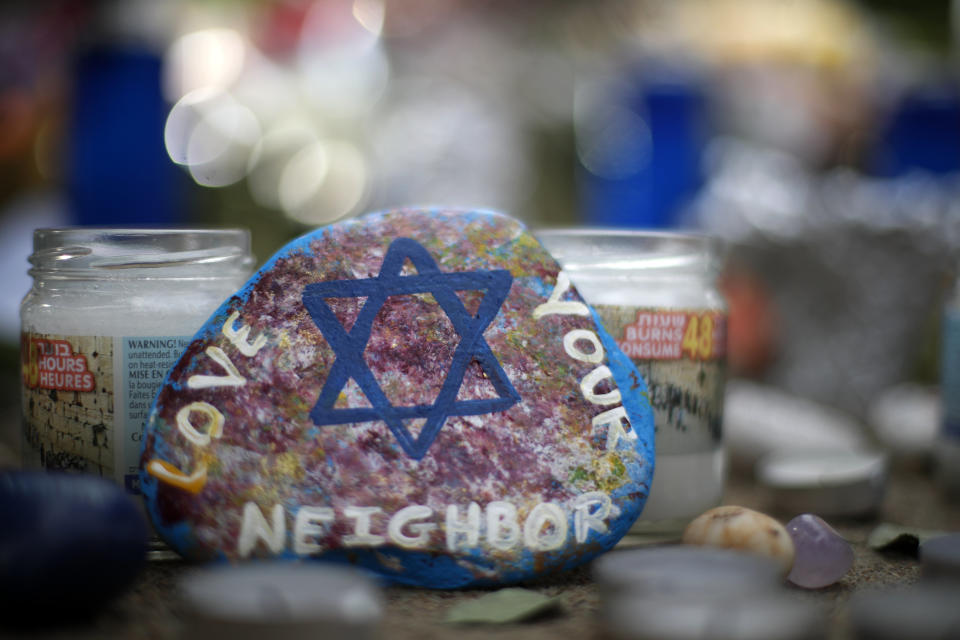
[681, 313, 713, 360]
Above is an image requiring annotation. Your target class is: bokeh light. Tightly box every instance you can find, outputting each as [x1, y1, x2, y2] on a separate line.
[165, 89, 261, 188]
[370, 77, 530, 212]
[164, 28, 247, 101]
[297, 0, 390, 118]
[279, 139, 368, 224]
[575, 80, 653, 180]
[247, 117, 322, 210]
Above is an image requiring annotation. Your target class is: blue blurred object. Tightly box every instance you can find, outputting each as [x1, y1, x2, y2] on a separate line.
[872, 84, 960, 177]
[579, 73, 706, 229]
[0, 471, 148, 625]
[68, 46, 183, 225]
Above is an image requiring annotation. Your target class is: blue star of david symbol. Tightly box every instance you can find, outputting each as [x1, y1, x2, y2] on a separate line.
[302, 237, 520, 460]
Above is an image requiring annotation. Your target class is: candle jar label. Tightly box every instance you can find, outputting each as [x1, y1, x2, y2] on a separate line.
[592, 306, 727, 454]
[21, 332, 191, 493]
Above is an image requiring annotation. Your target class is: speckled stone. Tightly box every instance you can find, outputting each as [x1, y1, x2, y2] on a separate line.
[140, 208, 655, 588]
[785, 514, 853, 589]
[682, 505, 795, 574]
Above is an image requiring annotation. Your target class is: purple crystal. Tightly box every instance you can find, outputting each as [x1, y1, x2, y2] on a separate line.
[786, 514, 853, 589]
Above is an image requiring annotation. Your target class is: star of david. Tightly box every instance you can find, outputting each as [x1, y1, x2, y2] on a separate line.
[302, 237, 520, 460]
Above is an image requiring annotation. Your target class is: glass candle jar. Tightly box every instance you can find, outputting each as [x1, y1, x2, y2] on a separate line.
[21, 228, 253, 495]
[537, 230, 727, 536]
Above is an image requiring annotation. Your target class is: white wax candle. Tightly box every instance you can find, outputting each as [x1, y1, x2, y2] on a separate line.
[921, 534, 960, 583]
[849, 586, 960, 640]
[756, 450, 888, 517]
[594, 546, 823, 640]
[179, 563, 384, 640]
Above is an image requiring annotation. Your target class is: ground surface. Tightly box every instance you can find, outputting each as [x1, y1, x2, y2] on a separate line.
[4, 464, 959, 640]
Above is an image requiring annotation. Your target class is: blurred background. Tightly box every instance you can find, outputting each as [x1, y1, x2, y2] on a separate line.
[3, 0, 960, 458]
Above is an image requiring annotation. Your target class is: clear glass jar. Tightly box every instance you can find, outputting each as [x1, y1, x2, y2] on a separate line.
[21, 228, 253, 495]
[537, 229, 728, 536]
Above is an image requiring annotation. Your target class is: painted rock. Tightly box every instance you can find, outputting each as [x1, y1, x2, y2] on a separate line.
[140, 208, 654, 588]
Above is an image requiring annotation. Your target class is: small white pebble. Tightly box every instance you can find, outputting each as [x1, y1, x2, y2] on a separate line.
[682, 505, 795, 574]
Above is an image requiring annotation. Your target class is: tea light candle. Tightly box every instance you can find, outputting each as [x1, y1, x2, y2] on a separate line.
[179, 563, 384, 640]
[724, 381, 868, 469]
[921, 534, 960, 583]
[593, 545, 782, 598]
[594, 546, 823, 640]
[538, 230, 728, 536]
[848, 586, 960, 640]
[756, 450, 887, 518]
[604, 591, 825, 640]
[868, 384, 938, 460]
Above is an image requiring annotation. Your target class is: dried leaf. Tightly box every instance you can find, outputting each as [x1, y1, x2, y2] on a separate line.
[444, 588, 562, 624]
[868, 524, 948, 556]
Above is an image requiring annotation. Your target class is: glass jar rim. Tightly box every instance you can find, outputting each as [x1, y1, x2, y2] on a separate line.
[535, 227, 723, 274]
[29, 227, 253, 276]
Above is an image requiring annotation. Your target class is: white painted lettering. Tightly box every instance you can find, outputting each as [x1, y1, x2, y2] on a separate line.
[387, 505, 436, 548]
[592, 406, 636, 451]
[445, 503, 482, 551]
[238, 502, 285, 557]
[344, 506, 386, 546]
[187, 346, 246, 389]
[523, 502, 568, 551]
[175, 401, 224, 447]
[580, 365, 622, 406]
[563, 329, 604, 364]
[573, 492, 614, 543]
[486, 501, 521, 550]
[223, 311, 268, 357]
[532, 272, 589, 319]
[227, 498, 627, 554]
[294, 506, 335, 555]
